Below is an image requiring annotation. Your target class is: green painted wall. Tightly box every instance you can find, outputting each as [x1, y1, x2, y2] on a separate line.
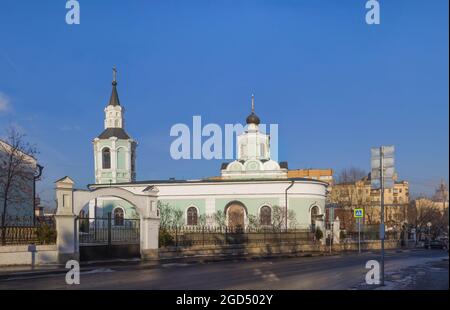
[160, 199, 206, 215]
[117, 147, 126, 169]
[215, 198, 280, 214]
[289, 197, 325, 227]
[98, 199, 139, 219]
[92, 196, 325, 228]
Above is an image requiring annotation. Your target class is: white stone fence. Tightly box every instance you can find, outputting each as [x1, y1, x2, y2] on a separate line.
[0, 244, 58, 266]
[1, 176, 161, 266]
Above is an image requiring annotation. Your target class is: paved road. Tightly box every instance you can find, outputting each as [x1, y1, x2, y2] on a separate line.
[0, 249, 447, 290]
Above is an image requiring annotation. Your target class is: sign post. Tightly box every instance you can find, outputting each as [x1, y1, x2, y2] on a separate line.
[329, 205, 335, 254]
[354, 208, 364, 254]
[371, 145, 395, 287]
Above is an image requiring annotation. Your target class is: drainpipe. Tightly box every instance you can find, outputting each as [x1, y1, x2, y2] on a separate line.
[284, 180, 295, 231]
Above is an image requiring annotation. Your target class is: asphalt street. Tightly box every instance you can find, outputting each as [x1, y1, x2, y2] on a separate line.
[0, 249, 447, 290]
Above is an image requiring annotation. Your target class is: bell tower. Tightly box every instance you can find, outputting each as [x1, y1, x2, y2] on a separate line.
[93, 67, 137, 184]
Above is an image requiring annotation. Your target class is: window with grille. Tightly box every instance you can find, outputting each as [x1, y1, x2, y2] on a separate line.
[187, 207, 198, 226]
[259, 206, 272, 226]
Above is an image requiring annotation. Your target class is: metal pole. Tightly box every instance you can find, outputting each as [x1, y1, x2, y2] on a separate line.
[380, 146, 385, 286]
[285, 180, 294, 232]
[358, 217, 361, 254]
[33, 176, 36, 226]
[94, 198, 97, 240]
[329, 222, 333, 254]
[107, 212, 112, 246]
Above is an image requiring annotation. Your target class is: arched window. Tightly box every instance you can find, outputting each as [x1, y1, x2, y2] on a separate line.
[102, 148, 111, 169]
[114, 208, 124, 226]
[117, 148, 126, 170]
[187, 207, 198, 226]
[311, 206, 320, 225]
[226, 202, 246, 231]
[260, 206, 272, 226]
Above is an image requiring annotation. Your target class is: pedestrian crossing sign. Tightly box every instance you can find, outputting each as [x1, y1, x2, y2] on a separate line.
[354, 208, 364, 218]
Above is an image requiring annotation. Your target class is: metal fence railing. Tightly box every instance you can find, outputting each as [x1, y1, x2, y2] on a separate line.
[159, 226, 315, 248]
[79, 216, 140, 245]
[0, 216, 56, 246]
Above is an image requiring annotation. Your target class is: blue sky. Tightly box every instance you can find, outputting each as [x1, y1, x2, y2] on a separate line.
[0, 0, 448, 207]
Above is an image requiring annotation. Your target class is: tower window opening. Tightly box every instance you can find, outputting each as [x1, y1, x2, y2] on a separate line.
[102, 148, 111, 169]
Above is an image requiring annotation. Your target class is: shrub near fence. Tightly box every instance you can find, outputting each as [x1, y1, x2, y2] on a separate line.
[159, 226, 314, 248]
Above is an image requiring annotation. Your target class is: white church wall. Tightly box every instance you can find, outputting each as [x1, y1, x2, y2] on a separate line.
[90, 180, 327, 228]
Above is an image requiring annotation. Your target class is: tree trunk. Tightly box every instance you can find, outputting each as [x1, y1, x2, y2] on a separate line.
[1, 193, 7, 246]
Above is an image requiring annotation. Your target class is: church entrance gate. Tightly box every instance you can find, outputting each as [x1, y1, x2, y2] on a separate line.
[54, 177, 160, 263]
[78, 212, 141, 261]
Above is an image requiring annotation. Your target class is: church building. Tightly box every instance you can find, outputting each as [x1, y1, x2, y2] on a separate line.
[88, 70, 328, 231]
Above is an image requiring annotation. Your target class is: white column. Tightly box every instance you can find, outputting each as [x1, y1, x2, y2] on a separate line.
[140, 196, 160, 260]
[205, 197, 215, 226]
[55, 177, 79, 263]
[111, 138, 117, 183]
[333, 217, 341, 244]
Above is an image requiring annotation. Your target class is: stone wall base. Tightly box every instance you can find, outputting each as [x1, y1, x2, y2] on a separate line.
[57, 252, 79, 264]
[159, 240, 400, 260]
[0, 245, 59, 266]
[141, 249, 159, 260]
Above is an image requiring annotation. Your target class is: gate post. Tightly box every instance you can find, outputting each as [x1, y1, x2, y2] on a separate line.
[140, 194, 160, 260]
[55, 177, 79, 263]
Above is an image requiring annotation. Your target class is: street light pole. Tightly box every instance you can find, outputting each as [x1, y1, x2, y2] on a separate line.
[380, 146, 385, 286]
[358, 217, 361, 254]
[329, 206, 334, 254]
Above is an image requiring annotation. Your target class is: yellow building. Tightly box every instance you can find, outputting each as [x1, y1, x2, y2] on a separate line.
[413, 198, 448, 215]
[329, 177, 409, 229]
[288, 169, 333, 184]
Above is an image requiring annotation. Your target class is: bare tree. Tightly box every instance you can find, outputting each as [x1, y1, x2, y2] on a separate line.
[270, 206, 297, 231]
[213, 210, 226, 230]
[330, 182, 369, 231]
[408, 197, 446, 237]
[335, 167, 367, 184]
[157, 201, 173, 227]
[330, 167, 373, 231]
[0, 127, 38, 244]
[272, 206, 285, 230]
[247, 213, 260, 230]
[157, 202, 183, 227]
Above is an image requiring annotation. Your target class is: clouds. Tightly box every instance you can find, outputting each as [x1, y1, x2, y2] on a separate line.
[0, 92, 11, 112]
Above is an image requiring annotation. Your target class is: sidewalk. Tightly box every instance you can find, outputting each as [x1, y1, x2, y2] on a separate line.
[0, 264, 69, 280]
[0, 250, 332, 280]
[1, 247, 422, 281]
[378, 256, 449, 290]
[0, 259, 157, 281]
